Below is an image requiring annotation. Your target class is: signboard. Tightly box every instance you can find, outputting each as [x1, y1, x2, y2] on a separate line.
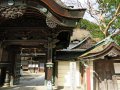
[114, 63, 120, 74]
[70, 62, 76, 90]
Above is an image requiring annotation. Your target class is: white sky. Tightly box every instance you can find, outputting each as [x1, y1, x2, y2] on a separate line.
[61, 0, 97, 23]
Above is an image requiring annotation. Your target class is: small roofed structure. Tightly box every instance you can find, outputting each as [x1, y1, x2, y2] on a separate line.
[79, 42, 120, 90]
[79, 42, 120, 60]
[56, 36, 96, 60]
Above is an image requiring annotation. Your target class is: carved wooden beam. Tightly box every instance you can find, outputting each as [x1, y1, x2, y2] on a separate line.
[0, 0, 86, 27]
[1, 40, 47, 46]
[0, 6, 26, 19]
[0, 62, 11, 67]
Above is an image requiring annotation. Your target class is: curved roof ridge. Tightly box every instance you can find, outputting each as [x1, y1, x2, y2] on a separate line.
[68, 37, 90, 50]
[80, 42, 120, 59]
[54, 0, 71, 9]
[40, 0, 86, 19]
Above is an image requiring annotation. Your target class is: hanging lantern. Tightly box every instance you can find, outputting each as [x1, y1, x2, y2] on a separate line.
[8, 0, 14, 6]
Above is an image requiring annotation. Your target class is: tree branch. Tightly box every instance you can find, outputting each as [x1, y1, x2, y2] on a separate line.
[112, 30, 120, 37]
[86, 0, 104, 33]
[85, 0, 120, 38]
[104, 3, 120, 37]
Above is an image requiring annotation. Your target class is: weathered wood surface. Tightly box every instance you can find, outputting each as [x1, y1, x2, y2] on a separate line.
[94, 59, 119, 90]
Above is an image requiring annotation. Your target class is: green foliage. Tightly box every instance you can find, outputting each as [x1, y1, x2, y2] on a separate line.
[98, 0, 120, 13]
[78, 0, 120, 44]
[97, 0, 120, 29]
[113, 17, 120, 29]
[79, 19, 120, 44]
[79, 19, 105, 39]
[97, 0, 120, 44]
[114, 35, 120, 45]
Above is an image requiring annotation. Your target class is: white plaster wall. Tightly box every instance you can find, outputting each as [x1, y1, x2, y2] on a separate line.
[58, 61, 80, 88]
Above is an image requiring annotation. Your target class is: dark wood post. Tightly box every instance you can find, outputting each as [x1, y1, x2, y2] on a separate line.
[44, 37, 55, 90]
[3, 68, 10, 87]
[8, 47, 16, 87]
[0, 47, 9, 86]
[38, 61, 40, 72]
[0, 68, 1, 85]
[0, 67, 6, 86]
[0, 47, 10, 87]
[54, 62, 58, 89]
[0, 47, 3, 86]
[0, 47, 8, 62]
[7, 46, 20, 86]
[0, 48, 3, 62]
[46, 43, 53, 80]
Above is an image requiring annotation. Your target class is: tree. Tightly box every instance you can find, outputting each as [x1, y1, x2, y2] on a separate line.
[78, 0, 120, 44]
[80, 19, 105, 39]
[90, 0, 120, 35]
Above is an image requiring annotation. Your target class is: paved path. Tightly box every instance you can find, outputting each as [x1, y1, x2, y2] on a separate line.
[0, 71, 47, 90]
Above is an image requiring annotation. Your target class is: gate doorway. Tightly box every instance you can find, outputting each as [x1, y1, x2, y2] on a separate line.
[20, 55, 45, 86]
[0, 46, 47, 90]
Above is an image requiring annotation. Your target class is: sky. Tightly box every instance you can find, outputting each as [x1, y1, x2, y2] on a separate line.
[61, 0, 98, 23]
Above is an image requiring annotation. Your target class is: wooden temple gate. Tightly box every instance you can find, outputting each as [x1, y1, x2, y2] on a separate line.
[0, 0, 85, 88]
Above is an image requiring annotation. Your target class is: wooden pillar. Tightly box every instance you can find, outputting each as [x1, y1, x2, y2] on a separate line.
[0, 47, 10, 87]
[0, 67, 2, 86]
[47, 46, 53, 79]
[38, 61, 40, 72]
[13, 54, 21, 85]
[86, 67, 91, 90]
[3, 68, 10, 87]
[46, 46, 53, 80]
[7, 46, 20, 86]
[54, 62, 58, 89]
[0, 47, 5, 86]
[0, 48, 8, 62]
[0, 47, 4, 86]
[45, 37, 55, 90]
[0, 48, 3, 61]
[9, 49, 16, 87]
[0, 47, 2, 85]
